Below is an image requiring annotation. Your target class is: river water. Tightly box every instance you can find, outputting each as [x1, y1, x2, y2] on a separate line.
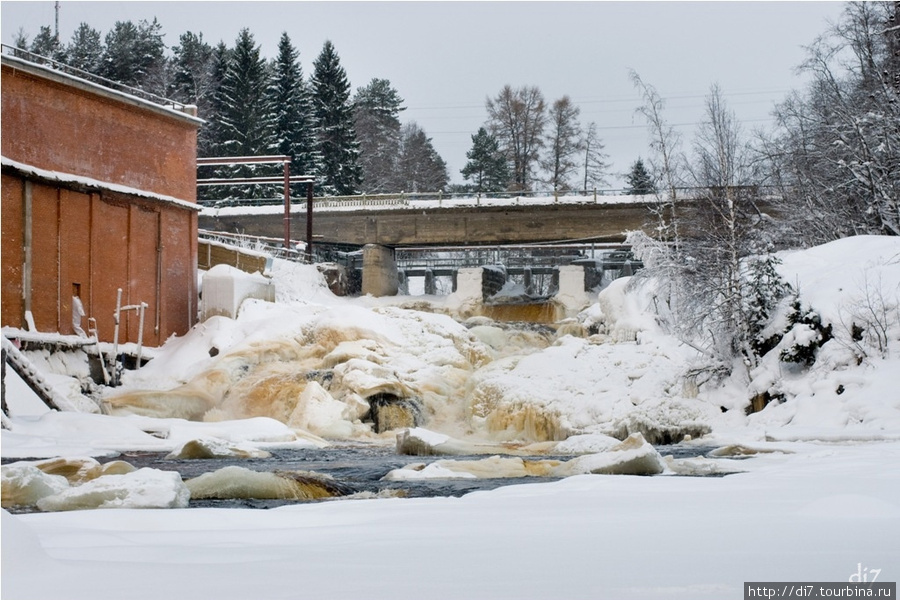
[100, 442, 716, 510]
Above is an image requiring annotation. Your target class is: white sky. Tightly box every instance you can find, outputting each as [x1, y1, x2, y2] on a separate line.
[1, 1, 848, 187]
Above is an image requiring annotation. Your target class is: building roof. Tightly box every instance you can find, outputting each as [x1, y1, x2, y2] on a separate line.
[1, 156, 202, 212]
[1, 50, 204, 128]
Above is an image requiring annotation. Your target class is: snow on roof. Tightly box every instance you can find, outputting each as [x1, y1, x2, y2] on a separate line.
[1, 156, 201, 212]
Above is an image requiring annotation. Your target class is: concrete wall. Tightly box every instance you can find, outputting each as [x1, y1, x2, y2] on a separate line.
[361, 245, 399, 297]
[198, 240, 269, 275]
[1, 56, 201, 345]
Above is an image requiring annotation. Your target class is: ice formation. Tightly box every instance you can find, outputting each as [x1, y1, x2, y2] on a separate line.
[35, 468, 189, 511]
[185, 466, 349, 500]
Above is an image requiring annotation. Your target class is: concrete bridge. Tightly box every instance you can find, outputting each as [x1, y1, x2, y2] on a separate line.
[199, 197, 660, 247]
[199, 195, 659, 306]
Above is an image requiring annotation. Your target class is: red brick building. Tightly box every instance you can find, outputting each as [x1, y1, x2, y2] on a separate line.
[1, 51, 203, 345]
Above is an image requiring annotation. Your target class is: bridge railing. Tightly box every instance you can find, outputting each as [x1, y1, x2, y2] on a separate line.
[394, 244, 641, 273]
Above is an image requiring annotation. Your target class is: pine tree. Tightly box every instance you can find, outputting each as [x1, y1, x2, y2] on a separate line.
[353, 78, 404, 193]
[396, 122, 448, 193]
[170, 32, 220, 158]
[268, 32, 321, 195]
[170, 32, 213, 104]
[216, 29, 278, 199]
[624, 158, 656, 195]
[461, 127, 510, 193]
[29, 25, 64, 61]
[65, 23, 103, 73]
[13, 28, 29, 51]
[311, 40, 361, 196]
[100, 19, 166, 91]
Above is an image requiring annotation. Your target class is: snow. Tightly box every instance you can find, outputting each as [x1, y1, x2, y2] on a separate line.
[3, 443, 899, 599]
[2, 234, 899, 598]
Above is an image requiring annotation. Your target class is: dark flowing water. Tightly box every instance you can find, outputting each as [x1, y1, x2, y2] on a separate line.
[3, 443, 716, 512]
[102, 442, 714, 510]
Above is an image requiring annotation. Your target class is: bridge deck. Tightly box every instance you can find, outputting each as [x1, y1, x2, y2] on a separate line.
[200, 202, 659, 247]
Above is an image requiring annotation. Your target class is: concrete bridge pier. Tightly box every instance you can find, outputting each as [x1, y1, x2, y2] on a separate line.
[523, 267, 535, 296]
[423, 269, 437, 295]
[362, 244, 399, 297]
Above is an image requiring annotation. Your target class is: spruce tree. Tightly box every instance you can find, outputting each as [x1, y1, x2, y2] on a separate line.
[461, 127, 510, 193]
[216, 29, 277, 199]
[624, 158, 656, 195]
[396, 122, 448, 193]
[267, 32, 320, 196]
[203, 41, 231, 157]
[311, 40, 361, 196]
[197, 41, 232, 202]
[353, 78, 404, 193]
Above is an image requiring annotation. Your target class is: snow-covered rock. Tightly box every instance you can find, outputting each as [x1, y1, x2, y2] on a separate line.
[554, 433, 667, 476]
[36, 468, 189, 511]
[1, 463, 69, 508]
[185, 466, 348, 500]
[165, 437, 272, 460]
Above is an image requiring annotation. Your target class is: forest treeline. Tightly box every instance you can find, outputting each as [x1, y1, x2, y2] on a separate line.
[14, 20, 612, 198]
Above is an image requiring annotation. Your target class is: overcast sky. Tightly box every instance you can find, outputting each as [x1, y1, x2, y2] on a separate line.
[2, 1, 848, 188]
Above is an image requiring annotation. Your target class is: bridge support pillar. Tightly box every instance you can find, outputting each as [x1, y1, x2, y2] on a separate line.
[362, 244, 399, 297]
[523, 267, 537, 296]
[424, 269, 436, 295]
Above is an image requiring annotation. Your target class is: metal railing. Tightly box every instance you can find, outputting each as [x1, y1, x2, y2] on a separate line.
[394, 244, 640, 273]
[1, 44, 195, 114]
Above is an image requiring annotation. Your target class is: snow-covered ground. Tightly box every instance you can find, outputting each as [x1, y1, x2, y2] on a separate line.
[3, 235, 899, 599]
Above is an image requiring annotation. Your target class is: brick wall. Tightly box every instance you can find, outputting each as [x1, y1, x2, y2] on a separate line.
[1, 60, 199, 201]
[1, 56, 201, 344]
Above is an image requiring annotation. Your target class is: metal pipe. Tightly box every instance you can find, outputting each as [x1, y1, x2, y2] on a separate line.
[283, 161, 291, 249]
[197, 176, 313, 186]
[88, 317, 109, 385]
[306, 181, 314, 261]
[111, 288, 122, 377]
[197, 155, 291, 166]
[135, 302, 146, 368]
